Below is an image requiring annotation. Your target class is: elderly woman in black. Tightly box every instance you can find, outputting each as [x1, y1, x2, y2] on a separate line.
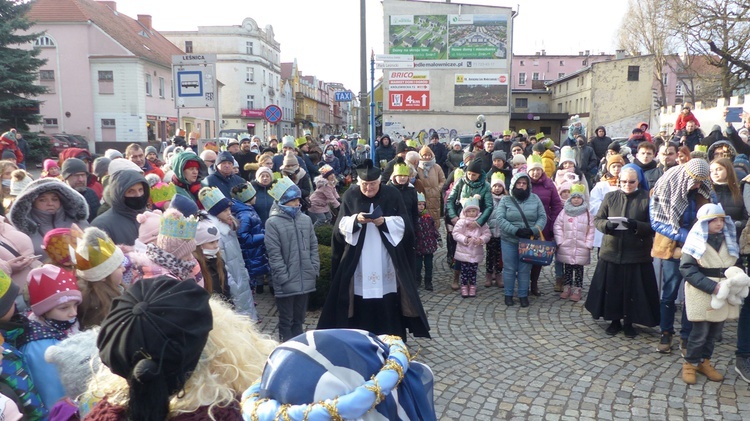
[585, 164, 660, 338]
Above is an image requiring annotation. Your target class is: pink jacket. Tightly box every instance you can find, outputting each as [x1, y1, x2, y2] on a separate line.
[0, 216, 39, 286]
[553, 208, 594, 265]
[309, 182, 340, 214]
[452, 211, 491, 264]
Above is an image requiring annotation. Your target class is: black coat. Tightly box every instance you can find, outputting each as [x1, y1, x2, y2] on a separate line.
[712, 183, 747, 234]
[428, 142, 449, 173]
[596, 189, 653, 264]
[234, 150, 257, 181]
[589, 128, 612, 162]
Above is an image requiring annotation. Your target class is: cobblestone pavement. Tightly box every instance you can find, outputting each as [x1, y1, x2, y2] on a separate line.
[253, 245, 750, 420]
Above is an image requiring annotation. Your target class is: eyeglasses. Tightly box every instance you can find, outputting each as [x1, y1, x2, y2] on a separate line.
[619, 179, 637, 185]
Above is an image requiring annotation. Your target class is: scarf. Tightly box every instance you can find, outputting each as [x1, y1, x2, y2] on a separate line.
[16, 312, 79, 349]
[172, 173, 202, 198]
[682, 216, 738, 260]
[650, 160, 711, 233]
[564, 200, 588, 217]
[634, 157, 657, 171]
[419, 158, 436, 173]
[146, 243, 197, 281]
[602, 173, 619, 186]
[511, 187, 530, 201]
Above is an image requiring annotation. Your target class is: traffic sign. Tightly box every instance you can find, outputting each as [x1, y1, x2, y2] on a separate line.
[264, 105, 282, 124]
[172, 54, 216, 108]
[375, 54, 414, 61]
[334, 91, 353, 102]
[376, 62, 414, 69]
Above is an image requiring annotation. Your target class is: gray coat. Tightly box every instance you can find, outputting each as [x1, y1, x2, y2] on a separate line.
[207, 214, 256, 318]
[264, 203, 319, 298]
[495, 173, 547, 244]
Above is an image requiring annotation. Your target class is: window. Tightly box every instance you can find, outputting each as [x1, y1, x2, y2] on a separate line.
[515, 98, 528, 108]
[101, 119, 116, 128]
[559, 60, 564, 66]
[676, 83, 683, 96]
[246, 41, 254, 55]
[557, 103, 562, 112]
[43, 118, 58, 126]
[35, 35, 55, 47]
[582, 59, 587, 66]
[159, 77, 165, 98]
[39, 70, 54, 81]
[519, 72, 527, 85]
[662, 72, 668, 85]
[246, 95, 255, 109]
[558, 72, 565, 78]
[185, 41, 193, 53]
[145, 74, 152, 96]
[98, 71, 113, 81]
[519, 60, 524, 66]
[246, 67, 254, 82]
[627, 65, 640, 81]
[532, 72, 539, 81]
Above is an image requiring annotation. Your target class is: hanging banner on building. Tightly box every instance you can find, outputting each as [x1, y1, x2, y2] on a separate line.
[387, 71, 430, 111]
[454, 74, 508, 106]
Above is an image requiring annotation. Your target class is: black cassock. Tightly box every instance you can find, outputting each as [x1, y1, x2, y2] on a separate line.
[317, 184, 431, 339]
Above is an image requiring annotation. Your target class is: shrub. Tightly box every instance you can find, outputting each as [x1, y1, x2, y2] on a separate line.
[314, 224, 333, 247]
[309, 244, 332, 311]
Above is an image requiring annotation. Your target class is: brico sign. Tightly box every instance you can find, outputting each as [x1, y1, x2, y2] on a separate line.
[388, 70, 430, 111]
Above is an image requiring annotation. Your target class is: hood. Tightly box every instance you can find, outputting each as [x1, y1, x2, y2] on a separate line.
[638, 122, 649, 129]
[8, 178, 89, 235]
[510, 172, 532, 192]
[594, 126, 607, 137]
[104, 170, 149, 214]
[58, 148, 94, 172]
[707, 140, 737, 161]
[171, 152, 208, 184]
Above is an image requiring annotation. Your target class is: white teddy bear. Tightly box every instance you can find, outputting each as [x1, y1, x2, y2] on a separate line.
[711, 267, 750, 309]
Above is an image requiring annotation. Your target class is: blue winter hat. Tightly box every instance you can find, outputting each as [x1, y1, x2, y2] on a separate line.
[198, 187, 231, 217]
[216, 151, 234, 166]
[279, 184, 302, 205]
[169, 194, 199, 217]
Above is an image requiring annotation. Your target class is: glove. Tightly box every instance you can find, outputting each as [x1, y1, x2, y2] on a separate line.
[605, 221, 616, 232]
[626, 218, 638, 232]
[516, 228, 534, 239]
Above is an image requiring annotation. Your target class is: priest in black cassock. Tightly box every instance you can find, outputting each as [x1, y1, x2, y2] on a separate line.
[317, 159, 431, 340]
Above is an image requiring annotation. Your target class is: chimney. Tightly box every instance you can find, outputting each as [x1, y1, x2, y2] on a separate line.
[138, 14, 152, 30]
[579, 51, 583, 56]
[98, 1, 116, 11]
[536, 51, 540, 56]
[615, 49, 626, 59]
[541, 49, 546, 56]
[585, 49, 590, 55]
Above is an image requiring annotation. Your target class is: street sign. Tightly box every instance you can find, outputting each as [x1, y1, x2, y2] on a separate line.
[375, 62, 414, 69]
[172, 54, 217, 108]
[264, 105, 282, 124]
[375, 54, 414, 61]
[334, 91, 353, 102]
[389, 91, 430, 110]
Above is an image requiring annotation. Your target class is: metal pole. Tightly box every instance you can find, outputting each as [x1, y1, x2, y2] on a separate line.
[359, 0, 368, 143]
[370, 51, 376, 161]
[213, 64, 220, 139]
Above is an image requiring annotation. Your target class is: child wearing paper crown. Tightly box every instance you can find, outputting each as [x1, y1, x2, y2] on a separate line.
[231, 182, 270, 293]
[678, 203, 746, 384]
[264, 176, 319, 342]
[308, 164, 340, 225]
[198, 186, 258, 321]
[553, 184, 594, 302]
[486, 171, 507, 287]
[554, 146, 590, 193]
[452, 194, 491, 298]
[415, 192, 441, 291]
[193, 218, 232, 304]
[21, 264, 81, 409]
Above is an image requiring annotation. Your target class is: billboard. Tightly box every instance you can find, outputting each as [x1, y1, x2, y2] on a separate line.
[388, 71, 430, 111]
[454, 74, 508, 107]
[389, 14, 508, 67]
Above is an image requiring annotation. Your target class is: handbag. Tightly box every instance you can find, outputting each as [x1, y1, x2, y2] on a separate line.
[509, 197, 557, 266]
[651, 232, 682, 259]
[740, 223, 750, 255]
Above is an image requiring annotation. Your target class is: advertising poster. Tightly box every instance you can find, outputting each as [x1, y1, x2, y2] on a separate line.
[454, 74, 508, 107]
[388, 71, 431, 111]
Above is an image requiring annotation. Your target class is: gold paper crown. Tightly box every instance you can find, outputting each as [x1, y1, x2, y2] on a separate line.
[393, 161, 410, 177]
[535, 132, 545, 140]
[406, 139, 418, 148]
[694, 144, 708, 153]
[570, 183, 586, 195]
[503, 130, 512, 136]
[198, 187, 227, 212]
[518, 129, 528, 136]
[159, 213, 199, 239]
[151, 183, 177, 204]
[74, 236, 117, 271]
[527, 154, 543, 165]
[491, 171, 506, 184]
[295, 137, 308, 147]
[268, 176, 296, 201]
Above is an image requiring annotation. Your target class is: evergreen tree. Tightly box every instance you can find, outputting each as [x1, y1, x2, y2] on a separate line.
[0, 0, 47, 132]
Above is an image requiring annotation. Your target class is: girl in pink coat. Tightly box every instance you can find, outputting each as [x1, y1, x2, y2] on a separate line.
[553, 184, 594, 302]
[452, 194, 491, 298]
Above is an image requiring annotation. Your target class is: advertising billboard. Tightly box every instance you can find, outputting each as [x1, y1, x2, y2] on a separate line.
[454, 74, 508, 107]
[387, 71, 430, 111]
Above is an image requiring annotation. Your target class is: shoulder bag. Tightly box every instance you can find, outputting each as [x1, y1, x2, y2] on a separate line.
[509, 197, 557, 266]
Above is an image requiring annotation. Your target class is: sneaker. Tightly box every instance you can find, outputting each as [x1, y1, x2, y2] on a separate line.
[657, 332, 673, 353]
[680, 338, 688, 358]
[569, 287, 582, 302]
[735, 356, 750, 383]
[560, 285, 571, 299]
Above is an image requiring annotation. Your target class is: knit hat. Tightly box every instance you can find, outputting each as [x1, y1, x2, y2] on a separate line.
[169, 194, 199, 217]
[255, 166, 273, 181]
[281, 150, 299, 172]
[104, 149, 123, 160]
[97, 277, 212, 420]
[319, 164, 335, 179]
[74, 227, 125, 282]
[269, 176, 302, 204]
[570, 183, 586, 199]
[392, 157, 410, 177]
[531, 142, 546, 154]
[355, 159, 381, 182]
[92, 157, 110, 178]
[492, 150, 507, 162]
[108, 158, 143, 175]
[198, 186, 231, 217]
[483, 130, 493, 139]
[466, 158, 483, 174]
[559, 146, 576, 166]
[606, 154, 625, 170]
[491, 171, 506, 187]
[557, 181, 572, 196]
[231, 182, 257, 203]
[282, 135, 296, 150]
[44, 159, 59, 172]
[216, 151, 234, 166]
[462, 150, 474, 162]
[27, 265, 81, 317]
[144, 146, 157, 156]
[195, 218, 221, 246]
[417, 192, 426, 203]
[136, 210, 163, 245]
[295, 137, 308, 148]
[395, 142, 408, 154]
[607, 141, 621, 153]
[227, 138, 240, 147]
[0, 269, 19, 319]
[61, 158, 88, 180]
[44, 329, 101, 399]
[183, 160, 200, 171]
[419, 145, 434, 159]
[199, 150, 217, 163]
[526, 154, 543, 170]
[156, 208, 198, 259]
[511, 154, 527, 166]
[461, 194, 481, 211]
[10, 170, 32, 196]
[42, 228, 74, 267]
[450, 139, 462, 148]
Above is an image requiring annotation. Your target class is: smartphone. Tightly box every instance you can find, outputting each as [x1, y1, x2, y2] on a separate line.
[726, 107, 744, 123]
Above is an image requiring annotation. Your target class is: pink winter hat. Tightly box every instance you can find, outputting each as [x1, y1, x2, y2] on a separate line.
[27, 264, 81, 317]
[136, 210, 163, 245]
[43, 159, 59, 172]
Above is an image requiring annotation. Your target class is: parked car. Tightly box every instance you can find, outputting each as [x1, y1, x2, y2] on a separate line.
[37, 133, 69, 157]
[53, 133, 89, 150]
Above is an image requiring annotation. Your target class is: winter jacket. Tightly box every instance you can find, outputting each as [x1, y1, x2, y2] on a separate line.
[672, 128, 704, 151]
[452, 209, 491, 263]
[680, 240, 742, 322]
[529, 172, 563, 240]
[675, 111, 700, 131]
[446, 175, 493, 226]
[445, 149, 464, 172]
[264, 203, 319, 298]
[309, 181, 339, 214]
[589, 180, 618, 248]
[234, 150, 258, 181]
[486, 164, 512, 189]
[711, 183, 747, 234]
[488, 194, 505, 238]
[207, 214, 256, 318]
[79, 187, 101, 222]
[375, 142, 396, 165]
[597, 189, 653, 264]
[170, 152, 208, 205]
[8, 178, 90, 256]
[417, 164, 446, 229]
[58, 148, 103, 199]
[231, 200, 270, 278]
[650, 189, 709, 244]
[475, 149, 495, 174]
[496, 174, 547, 244]
[0, 216, 39, 287]
[251, 180, 274, 226]
[632, 158, 663, 190]
[320, 154, 341, 175]
[541, 150, 556, 178]
[91, 171, 148, 246]
[0, 319, 48, 421]
[572, 144, 599, 178]
[415, 211, 440, 256]
[387, 181, 420, 230]
[428, 142, 449, 173]
[203, 170, 246, 200]
[589, 127, 612, 162]
[553, 207, 594, 265]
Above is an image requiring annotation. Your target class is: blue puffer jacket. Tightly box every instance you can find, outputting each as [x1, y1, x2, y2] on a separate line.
[252, 180, 274, 226]
[231, 200, 269, 278]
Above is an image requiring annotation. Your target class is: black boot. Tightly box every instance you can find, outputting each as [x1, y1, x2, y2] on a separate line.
[256, 284, 264, 294]
[504, 295, 514, 306]
[605, 320, 623, 336]
[519, 297, 530, 307]
[424, 277, 433, 291]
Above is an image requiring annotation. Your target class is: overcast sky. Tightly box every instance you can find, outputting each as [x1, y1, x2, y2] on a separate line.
[118, 0, 629, 91]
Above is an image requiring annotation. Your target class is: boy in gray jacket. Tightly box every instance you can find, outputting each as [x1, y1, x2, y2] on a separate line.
[264, 176, 319, 342]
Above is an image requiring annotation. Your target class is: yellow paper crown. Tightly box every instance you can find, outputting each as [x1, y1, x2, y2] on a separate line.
[150, 183, 177, 204]
[231, 182, 257, 203]
[694, 144, 708, 153]
[75, 236, 117, 271]
[295, 137, 308, 147]
[268, 176, 295, 201]
[527, 154, 543, 166]
[159, 213, 199, 239]
[518, 129, 528, 137]
[570, 183, 586, 196]
[454, 168, 464, 181]
[491, 171, 506, 185]
[535, 132, 545, 140]
[503, 129, 512, 136]
[393, 161, 410, 177]
[406, 139, 418, 148]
